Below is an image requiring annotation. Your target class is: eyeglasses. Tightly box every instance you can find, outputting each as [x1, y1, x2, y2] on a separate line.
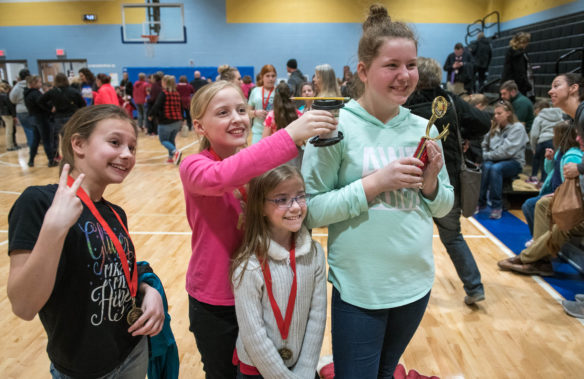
[266, 194, 310, 209]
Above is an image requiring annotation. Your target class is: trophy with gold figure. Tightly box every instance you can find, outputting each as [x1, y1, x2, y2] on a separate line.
[413, 96, 450, 167]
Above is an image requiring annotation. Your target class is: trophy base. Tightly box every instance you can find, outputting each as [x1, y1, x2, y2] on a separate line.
[309, 131, 344, 147]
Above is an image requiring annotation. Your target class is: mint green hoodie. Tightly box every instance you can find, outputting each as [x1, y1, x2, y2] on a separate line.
[301, 100, 454, 309]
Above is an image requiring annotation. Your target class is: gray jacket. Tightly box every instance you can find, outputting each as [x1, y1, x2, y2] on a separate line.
[9, 80, 28, 114]
[530, 107, 563, 149]
[482, 122, 529, 166]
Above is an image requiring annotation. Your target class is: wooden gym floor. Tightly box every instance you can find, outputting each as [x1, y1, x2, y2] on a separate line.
[1, 126, 583, 378]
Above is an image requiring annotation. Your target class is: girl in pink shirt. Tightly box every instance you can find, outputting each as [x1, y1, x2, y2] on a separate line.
[179, 81, 336, 378]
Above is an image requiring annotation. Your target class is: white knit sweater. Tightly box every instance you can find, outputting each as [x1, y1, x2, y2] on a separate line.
[233, 226, 327, 379]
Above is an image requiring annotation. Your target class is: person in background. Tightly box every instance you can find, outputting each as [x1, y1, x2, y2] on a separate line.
[287, 58, 305, 109]
[405, 57, 491, 305]
[177, 75, 195, 130]
[133, 73, 150, 133]
[78, 68, 96, 106]
[314, 64, 341, 97]
[0, 82, 18, 151]
[469, 32, 492, 92]
[24, 76, 55, 167]
[146, 72, 163, 136]
[527, 99, 563, 184]
[298, 82, 315, 112]
[94, 73, 120, 106]
[9, 68, 33, 148]
[478, 100, 528, 219]
[443, 42, 474, 95]
[502, 32, 533, 99]
[240, 75, 254, 99]
[120, 71, 133, 98]
[190, 70, 208, 93]
[500, 80, 534, 132]
[149, 75, 183, 165]
[218, 65, 242, 86]
[248, 65, 277, 144]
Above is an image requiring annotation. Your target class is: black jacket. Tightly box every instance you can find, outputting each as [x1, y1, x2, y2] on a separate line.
[502, 47, 531, 95]
[39, 86, 86, 118]
[24, 88, 51, 116]
[443, 50, 474, 86]
[405, 87, 491, 188]
[0, 92, 16, 116]
[469, 38, 492, 69]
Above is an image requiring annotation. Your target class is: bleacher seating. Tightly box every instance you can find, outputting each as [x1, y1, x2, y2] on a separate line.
[488, 11, 584, 98]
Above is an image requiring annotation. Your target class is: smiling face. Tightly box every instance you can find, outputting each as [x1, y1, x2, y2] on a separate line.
[73, 118, 137, 190]
[194, 87, 249, 158]
[548, 75, 577, 111]
[358, 37, 419, 108]
[264, 175, 307, 244]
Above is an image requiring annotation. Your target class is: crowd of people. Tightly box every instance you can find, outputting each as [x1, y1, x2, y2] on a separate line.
[4, 3, 584, 378]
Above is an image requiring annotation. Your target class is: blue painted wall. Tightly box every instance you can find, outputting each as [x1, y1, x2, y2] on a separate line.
[501, 0, 584, 30]
[0, 0, 580, 83]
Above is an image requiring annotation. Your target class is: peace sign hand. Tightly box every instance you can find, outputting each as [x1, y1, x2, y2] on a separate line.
[44, 164, 85, 231]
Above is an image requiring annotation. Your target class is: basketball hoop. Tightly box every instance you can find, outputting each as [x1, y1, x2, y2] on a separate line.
[141, 34, 159, 58]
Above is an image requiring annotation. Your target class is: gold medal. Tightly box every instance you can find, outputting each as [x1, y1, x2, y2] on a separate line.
[278, 347, 293, 360]
[127, 299, 143, 326]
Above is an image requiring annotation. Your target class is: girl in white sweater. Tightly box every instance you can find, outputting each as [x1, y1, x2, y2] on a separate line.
[231, 165, 327, 379]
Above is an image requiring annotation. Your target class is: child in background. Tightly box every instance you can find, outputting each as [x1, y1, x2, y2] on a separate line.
[231, 165, 326, 379]
[298, 82, 314, 113]
[527, 99, 564, 184]
[248, 65, 277, 144]
[179, 81, 336, 378]
[7, 105, 164, 378]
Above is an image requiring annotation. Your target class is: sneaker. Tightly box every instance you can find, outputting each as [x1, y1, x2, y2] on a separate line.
[48, 160, 59, 167]
[498, 256, 554, 276]
[474, 205, 486, 215]
[464, 292, 485, 305]
[489, 209, 503, 219]
[54, 154, 62, 162]
[27, 160, 34, 167]
[524, 239, 534, 248]
[173, 150, 182, 165]
[575, 294, 584, 303]
[525, 176, 539, 184]
[562, 299, 584, 319]
[166, 158, 173, 163]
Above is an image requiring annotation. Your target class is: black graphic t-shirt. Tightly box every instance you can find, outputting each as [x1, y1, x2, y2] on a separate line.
[8, 185, 140, 378]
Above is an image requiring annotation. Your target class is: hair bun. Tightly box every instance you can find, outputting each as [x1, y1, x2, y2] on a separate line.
[363, 4, 391, 31]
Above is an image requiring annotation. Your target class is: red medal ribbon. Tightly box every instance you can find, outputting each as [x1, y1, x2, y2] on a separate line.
[67, 176, 138, 298]
[260, 238, 297, 340]
[261, 87, 274, 110]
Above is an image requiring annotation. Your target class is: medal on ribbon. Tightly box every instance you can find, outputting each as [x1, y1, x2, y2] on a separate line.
[67, 176, 142, 326]
[260, 237, 297, 362]
[413, 96, 450, 167]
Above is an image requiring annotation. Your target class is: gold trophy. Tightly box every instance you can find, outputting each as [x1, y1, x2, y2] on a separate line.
[413, 96, 450, 167]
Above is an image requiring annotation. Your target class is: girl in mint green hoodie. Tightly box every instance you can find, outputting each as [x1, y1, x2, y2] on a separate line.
[301, 5, 453, 378]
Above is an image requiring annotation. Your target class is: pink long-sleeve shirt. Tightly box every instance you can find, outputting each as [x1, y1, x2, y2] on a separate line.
[179, 129, 298, 305]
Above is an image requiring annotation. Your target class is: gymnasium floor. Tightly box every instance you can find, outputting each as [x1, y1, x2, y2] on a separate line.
[1, 127, 583, 378]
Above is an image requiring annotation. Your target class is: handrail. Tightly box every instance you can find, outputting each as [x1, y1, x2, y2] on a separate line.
[555, 48, 584, 75]
[465, 11, 500, 46]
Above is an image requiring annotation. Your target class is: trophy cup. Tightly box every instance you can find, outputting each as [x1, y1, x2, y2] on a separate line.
[413, 96, 450, 167]
[291, 97, 349, 147]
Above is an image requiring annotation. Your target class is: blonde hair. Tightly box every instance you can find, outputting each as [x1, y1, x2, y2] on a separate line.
[231, 165, 309, 287]
[218, 65, 240, 83]
[416, 57, 442, 89]
[162, 75, 177, 91]
[315, 64, 341, 97]
[510, 32, 530, 50]
[190, 81, 246, 152]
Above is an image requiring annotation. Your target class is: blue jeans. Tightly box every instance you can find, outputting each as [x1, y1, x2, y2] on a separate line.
[331, 287, 430, 379]
[434, 194, 484, 297]
[189, 296, 238, 379]
[51, 116, 70, 158]
[17, 112, 34, 147]
[50, 336, 148, 379]
[158, 121, 181, 157]
[136, 103, 146, 128]
[531, 140, 553, 180]
[29, 114, 55, 163]
[479, 159, 522, 210]
[522, 195, 541, 236]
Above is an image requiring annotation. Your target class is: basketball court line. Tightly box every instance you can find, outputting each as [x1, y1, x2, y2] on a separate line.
[468, 216, 584, 327]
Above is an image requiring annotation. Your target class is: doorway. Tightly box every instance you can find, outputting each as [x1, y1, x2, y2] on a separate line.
[0, 60, 28, 84]
[37, 59, 87, 83]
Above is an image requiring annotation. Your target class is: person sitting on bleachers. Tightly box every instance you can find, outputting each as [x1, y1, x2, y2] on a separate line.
[478, 100, 528, 219]
[521, 121, 582, 245]
[500, 80, 534, 132]
[527, 100, 564, 184]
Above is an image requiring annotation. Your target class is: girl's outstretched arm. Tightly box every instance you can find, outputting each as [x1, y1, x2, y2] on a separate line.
[7, 165, 85, 320]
